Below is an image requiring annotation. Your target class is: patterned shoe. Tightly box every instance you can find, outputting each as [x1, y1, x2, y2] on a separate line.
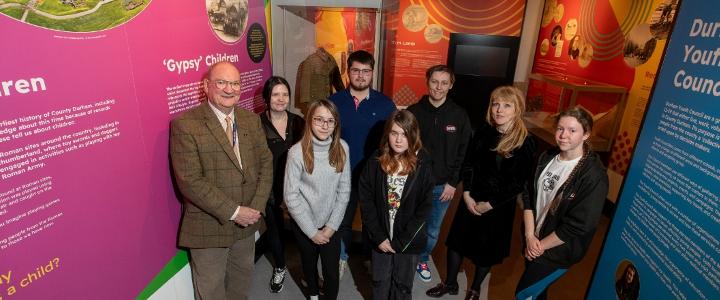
[269, 267, 286, 293]
[417, 262, 432, 282]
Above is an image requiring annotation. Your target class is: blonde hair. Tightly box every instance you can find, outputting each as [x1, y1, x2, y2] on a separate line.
[486, 86, 528, 157]
[301, 100, 346, 174]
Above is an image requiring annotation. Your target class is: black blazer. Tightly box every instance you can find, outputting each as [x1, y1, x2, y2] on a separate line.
[359, 150, 434, 254]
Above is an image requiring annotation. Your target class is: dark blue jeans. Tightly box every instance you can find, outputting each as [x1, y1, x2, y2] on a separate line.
[420, 185, 451, 262]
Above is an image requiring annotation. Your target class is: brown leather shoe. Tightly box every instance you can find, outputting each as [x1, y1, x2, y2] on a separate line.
[426, 282, 459, 298]
[464, 289, 480, 300]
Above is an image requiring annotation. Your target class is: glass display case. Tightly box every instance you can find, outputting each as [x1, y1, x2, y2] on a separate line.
[523, 73, 627, 152]
[270, 3, 381, 115]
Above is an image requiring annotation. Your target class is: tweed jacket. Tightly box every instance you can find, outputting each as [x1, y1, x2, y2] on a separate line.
[171, 102, 273, 248]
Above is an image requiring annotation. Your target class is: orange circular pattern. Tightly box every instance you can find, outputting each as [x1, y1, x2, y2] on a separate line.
[413, 0, 525, 38]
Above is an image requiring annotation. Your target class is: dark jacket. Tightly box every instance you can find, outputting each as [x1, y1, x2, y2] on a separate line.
[259, 111, 304, 205]
[445, 123, 535, 265]
[359, 151, 434, 254]
[523, 148, 609, 267]
[406, 96, 471, 186]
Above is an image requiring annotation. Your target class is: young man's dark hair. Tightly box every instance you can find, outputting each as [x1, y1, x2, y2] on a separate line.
[425, 64, 455, 84]
[347, 50, 375, 70]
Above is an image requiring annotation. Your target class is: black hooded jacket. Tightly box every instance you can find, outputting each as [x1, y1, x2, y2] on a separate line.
[406, 96, 471, 186]
[523, 148, 609, 267]
[359, 150, 435, 254]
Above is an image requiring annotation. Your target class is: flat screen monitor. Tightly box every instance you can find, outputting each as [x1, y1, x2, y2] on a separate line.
[454, 45, 510, 78]
[447, 33, 520, 128]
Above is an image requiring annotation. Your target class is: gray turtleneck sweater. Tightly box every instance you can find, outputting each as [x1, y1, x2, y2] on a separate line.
[284, 136, 351, 238]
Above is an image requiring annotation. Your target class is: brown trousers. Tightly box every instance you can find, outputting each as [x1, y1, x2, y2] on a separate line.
[189, 234, 256, 300]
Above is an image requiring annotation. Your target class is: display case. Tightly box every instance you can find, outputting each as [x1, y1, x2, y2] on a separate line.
[523, 73, 627, 152]
[269, 2, 381, 115]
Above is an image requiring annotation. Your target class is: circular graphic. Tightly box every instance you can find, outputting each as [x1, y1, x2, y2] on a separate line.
[578, 42, 594, 68]
[424, 24, 443, 44]
[623, 24, 656, 67]
[565, 19, 578, 41]
[402, 4, 428, 32]
[540, 39, 550, 56]
[650, 0, 677, 40]
[550, 25, 563, 47]
[206, 0, 249, 44]
[615, 260, 640, 300]
[0, 0, 150, 32]
[246, 23, 266, 63]
[541, 0, 557, 27]
[554, 4, 564, 22]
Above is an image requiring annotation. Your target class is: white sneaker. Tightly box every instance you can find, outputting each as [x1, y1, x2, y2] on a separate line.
[417, 262, 432, 282]
[339, 259, 348, 279]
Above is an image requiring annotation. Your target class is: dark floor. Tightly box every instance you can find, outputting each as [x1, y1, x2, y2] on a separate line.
[250, 194, 611, 299]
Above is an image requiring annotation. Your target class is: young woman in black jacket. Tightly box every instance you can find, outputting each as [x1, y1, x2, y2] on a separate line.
[359, 110, 434, 300]
[426, 86, 535, 300]
[515, 106, 609, 300]
[258, 76, 304, 293]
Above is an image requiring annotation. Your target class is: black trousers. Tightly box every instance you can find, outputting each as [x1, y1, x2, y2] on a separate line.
[515, 260, 567, 300]
[263, 202, 286, 268]
[371, 248, 419, 300]
[291, 221, 340, 299]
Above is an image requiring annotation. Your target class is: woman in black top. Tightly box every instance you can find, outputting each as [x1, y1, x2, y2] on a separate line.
[360, 110, 434, 300]
[427, 86, 535, 299]
[616, 263, 640, 300]
[259, 76, 304, 293]
[515, 107, 608, 300]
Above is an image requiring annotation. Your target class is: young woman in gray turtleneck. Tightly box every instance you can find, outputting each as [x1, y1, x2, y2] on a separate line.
[284, 99, 351, 300]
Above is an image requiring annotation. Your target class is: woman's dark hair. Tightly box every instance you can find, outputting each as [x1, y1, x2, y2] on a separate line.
[261, 76, 291, 108]
[616, 263, 640, 300]
[557, 106, 593, 134]
[378, 110, 422, 175]
[548, 106, 594, 214]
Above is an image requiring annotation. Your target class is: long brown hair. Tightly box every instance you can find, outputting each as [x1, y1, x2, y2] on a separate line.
[486, 86, 528, 158]
[301, 99, 346, 174]
[548, 106, 594, 214]
[378, 110, 422, 175]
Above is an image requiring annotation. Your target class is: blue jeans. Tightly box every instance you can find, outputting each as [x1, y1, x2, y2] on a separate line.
[420, 185, 451, 262]
[339, 186, 359, 261]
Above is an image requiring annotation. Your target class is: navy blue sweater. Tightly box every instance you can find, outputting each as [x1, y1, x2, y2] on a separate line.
[330, 89, 396, 172]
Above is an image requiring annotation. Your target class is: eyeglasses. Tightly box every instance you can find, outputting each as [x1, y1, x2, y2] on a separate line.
[211, 79, 241, 91]
[349, 68, 373, 76]
[312, 117, 336, 128]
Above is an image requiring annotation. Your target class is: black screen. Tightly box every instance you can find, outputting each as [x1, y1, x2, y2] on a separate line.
[453, 45, 510, 78]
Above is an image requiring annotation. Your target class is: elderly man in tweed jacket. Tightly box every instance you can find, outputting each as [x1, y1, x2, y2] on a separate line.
[170, 61, 273, 300]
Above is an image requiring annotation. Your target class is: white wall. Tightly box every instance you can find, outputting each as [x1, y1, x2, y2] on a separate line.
[515, 0, 544, 87]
